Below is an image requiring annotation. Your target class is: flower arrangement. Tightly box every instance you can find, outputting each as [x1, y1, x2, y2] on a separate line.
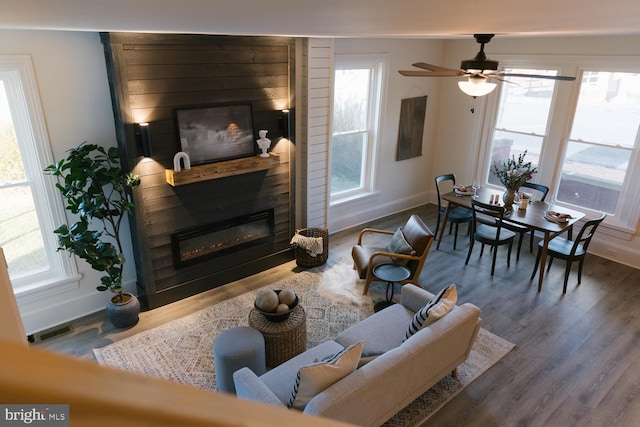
[491, 150, 538, 191]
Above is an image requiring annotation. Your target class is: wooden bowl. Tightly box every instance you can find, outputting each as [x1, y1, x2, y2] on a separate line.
[254, 290, 299, 322]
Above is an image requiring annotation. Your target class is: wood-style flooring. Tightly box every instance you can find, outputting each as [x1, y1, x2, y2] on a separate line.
[35, 204, 640, 427]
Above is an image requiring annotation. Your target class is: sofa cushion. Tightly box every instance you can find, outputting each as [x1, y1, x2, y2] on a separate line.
[287, 341, 363, 410]
[335, 303, 414, 354]
[357, 349, 385, 368]
[405, 284, 457, 340]
[386, 228, 415, 265]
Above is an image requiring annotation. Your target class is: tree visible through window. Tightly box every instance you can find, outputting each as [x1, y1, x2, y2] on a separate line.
[0, 81, 49, 278]
[0, 56, 77, 293]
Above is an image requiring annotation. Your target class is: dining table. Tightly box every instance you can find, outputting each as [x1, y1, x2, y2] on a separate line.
[436, 187, 585, 291]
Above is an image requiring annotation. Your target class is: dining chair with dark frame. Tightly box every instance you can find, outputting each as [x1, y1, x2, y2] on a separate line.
[465, 199, 517, 276]
[435, 174, 473, 250]
[530, 213, 606, 293]
[502, 182, 550, 260]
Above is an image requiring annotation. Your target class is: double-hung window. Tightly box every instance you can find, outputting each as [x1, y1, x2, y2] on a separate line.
[481, 62, 640, 234]
[0, 55, 78, 299]
[557, 71, 640, 217]
[330, 54, 385, 203]
[486, 68, 557, 187]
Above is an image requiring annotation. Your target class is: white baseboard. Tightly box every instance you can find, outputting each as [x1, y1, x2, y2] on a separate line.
[588, 238, 640, 270]
[329, 191, 431, 233]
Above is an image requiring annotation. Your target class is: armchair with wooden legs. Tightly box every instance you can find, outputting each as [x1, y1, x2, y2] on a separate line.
[352, 215, 435, 295]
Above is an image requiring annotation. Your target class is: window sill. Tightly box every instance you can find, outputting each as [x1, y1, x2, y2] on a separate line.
[330, 191, 380, 207]
[14, 274, 82, 305]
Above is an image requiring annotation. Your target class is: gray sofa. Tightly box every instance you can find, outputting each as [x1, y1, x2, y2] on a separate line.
[233, 284, 482, 426]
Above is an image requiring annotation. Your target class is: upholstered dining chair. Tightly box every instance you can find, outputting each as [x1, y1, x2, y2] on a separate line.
[352, 215, 435, 295]
[503, 182, 550, 259]
[435, 174, 473, 250]
[530, 213, 606, 293]
[465, 199, 516, 276]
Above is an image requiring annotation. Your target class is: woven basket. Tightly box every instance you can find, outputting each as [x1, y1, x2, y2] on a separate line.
[248, 305, 307, 368]
[292, 227, 329, 268]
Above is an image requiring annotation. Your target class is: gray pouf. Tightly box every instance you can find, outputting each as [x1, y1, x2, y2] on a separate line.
[213, 326, 266, 394]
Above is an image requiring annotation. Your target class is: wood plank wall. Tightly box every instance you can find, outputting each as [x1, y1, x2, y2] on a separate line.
[101, 33, 295, 309]
[301, 39, 332, 228]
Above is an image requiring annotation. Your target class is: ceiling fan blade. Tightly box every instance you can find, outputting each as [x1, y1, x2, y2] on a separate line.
[493, 72, 576, 81]
[399, 70, 464, 77]
[486, 75, 514, 84]
[412, 62, 461, 72]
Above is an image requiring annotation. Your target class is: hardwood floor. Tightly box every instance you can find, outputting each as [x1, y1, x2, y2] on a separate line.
[35, 204, 640, 427]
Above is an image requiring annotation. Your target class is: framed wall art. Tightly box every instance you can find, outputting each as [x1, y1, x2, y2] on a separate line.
[175, 103, 256, 165]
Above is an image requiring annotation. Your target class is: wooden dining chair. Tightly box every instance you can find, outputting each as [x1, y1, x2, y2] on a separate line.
[465, 199, 516, 276]
[530, 213, 606, 293]
[435, 174, 472, 250]
[503, 182, 550, 259]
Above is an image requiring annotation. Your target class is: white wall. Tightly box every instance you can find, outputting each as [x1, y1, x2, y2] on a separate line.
[329, 38, 446, 232]
[434, 35, 640, 269]
[0, 30, 137, 334]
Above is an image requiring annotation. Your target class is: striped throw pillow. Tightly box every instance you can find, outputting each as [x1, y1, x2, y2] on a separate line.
[405, 284, 457, 341]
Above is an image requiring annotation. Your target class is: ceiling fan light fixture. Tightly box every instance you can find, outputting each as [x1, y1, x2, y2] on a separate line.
[458, 76, 497, 97]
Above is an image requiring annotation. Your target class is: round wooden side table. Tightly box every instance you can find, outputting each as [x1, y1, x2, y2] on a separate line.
[248, 305, 307, 368]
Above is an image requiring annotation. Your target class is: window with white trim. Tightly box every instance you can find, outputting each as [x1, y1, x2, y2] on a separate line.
[486, 69, 558, 188]
[557, 71, 640, 215]
[330, 54, 385, 203]
[481, 60, 640, 234]
[0, 56, 78, 297]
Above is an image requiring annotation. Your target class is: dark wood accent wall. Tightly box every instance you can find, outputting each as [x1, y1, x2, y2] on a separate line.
[101, 33, 295, 309]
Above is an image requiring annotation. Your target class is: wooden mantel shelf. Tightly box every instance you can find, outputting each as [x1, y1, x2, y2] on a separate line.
[165, 153, 280, 186]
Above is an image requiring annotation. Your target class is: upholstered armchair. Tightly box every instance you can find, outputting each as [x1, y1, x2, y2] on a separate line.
[352, 215, 435, 295]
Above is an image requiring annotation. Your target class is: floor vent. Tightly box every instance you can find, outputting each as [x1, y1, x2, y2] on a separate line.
[37, 325, 73, 342]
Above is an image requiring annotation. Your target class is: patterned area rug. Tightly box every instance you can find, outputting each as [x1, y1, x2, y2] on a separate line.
[94, 256, 514, 426]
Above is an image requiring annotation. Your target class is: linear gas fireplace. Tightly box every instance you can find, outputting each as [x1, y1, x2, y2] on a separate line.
[171, 209, 275, 268]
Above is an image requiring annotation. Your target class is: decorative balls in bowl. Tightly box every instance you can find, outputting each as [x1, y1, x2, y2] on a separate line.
[254, 288, 299, 322]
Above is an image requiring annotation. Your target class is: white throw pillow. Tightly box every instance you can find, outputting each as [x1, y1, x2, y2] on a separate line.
[404, 284, 457, 340]
[287, 341, 363, 410]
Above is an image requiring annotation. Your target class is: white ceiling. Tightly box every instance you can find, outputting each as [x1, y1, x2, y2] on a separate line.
[2, 0, 640, 38]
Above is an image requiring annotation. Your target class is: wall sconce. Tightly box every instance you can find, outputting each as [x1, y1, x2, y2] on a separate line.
[136, 122, 153, 157]
[280, 109, 290, 139]
[457, 75, 497, 97]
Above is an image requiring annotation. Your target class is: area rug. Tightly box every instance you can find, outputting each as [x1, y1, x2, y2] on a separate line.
[93, 256, 515, 426]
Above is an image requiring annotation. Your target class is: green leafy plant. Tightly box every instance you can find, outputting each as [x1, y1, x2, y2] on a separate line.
[491, 150, 538, 191]
[44, 142, 140, 298]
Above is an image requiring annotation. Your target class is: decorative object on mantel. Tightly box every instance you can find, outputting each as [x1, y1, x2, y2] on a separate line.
[256, 129, 271, 158]
[491, 150, 538, 208]
[44, 142, 142, 328]
[173, 151, 191, 172]
[165, 153, 279, 186]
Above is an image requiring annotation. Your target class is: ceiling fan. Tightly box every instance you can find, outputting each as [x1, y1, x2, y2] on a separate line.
[399, 34, 576, 97]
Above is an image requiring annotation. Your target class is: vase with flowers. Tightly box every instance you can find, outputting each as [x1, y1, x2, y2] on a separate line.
[491, 150, 538, 208]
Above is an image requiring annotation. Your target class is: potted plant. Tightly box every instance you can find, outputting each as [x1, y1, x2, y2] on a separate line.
[491, 150, 538, 207]
[45, 142, 141, 328]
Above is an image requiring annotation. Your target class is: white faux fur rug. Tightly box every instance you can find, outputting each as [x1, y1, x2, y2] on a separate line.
[94, 256, 514, 426]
